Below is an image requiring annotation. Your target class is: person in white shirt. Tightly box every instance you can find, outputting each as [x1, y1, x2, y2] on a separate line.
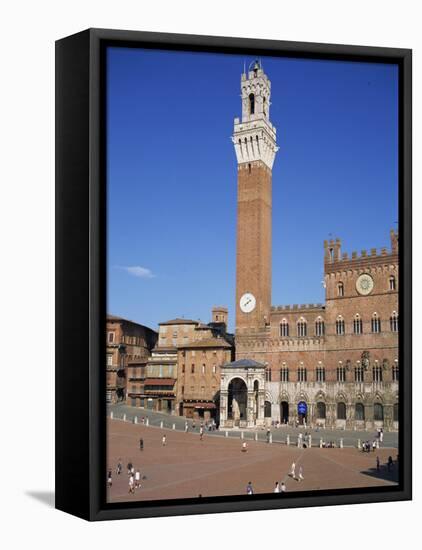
[135, 469, 141, 488]
[290, 461, 296, 478]
[274, 481, 280, 493]
[128, 475, 135, 494]
[298, 466, 304, 482]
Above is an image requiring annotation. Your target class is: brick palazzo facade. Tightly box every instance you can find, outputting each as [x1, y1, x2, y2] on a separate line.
[219, 61, 399, 430]
[141, 308, 234, 419]
[106, 315, 157, 404]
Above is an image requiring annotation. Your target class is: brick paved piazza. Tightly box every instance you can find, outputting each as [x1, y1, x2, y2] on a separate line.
[106, 418, 398, 503]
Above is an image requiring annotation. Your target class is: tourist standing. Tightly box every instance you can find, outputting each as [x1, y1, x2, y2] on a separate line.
[290, 461, 296, 479]
[116, 458, 122, 475]
[127, 461, 133, 475]
[298, 466, 304, 482]
[280, 482, 287, 493]
[246, 481, 254, 495]
[139, 438, 144, 451]
[274, 481, 280, 493]
[135, 469, 141, 488]
[376, 456, 380, 472]
[107, 470, 112, 488]
[387, 456, 393, 471]
[162, 434, 167, 447]
[128, 474, 135, 494]
[241, 441, 248, 452]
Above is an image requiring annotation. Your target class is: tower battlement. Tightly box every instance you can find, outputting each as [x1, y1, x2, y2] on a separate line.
[324, 231, 398, 271]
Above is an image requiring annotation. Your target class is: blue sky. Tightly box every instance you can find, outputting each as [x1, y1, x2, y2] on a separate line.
[107, 47, 398, 333]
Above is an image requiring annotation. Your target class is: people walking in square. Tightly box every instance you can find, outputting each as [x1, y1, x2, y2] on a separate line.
[107, 470, 112, 488]
[298, 466, 304, 482]
[376, 456, 380, 472]
[127, 461, 133, 475]
[372, 440, 377, 452]
[290, 461, 296, 479]
[185, 421, 188, 433]
[139, 438, 144, 451]
[273, 481, 280, 493]
[387, 455, 393, 471]
[280, 482, 287, 493]
[246, 481, 254, 495]
[128, 474, 135, 494]
[380, 429, 384, 443]
[162, 434, 167, 446]
[135, 469, 141, 488]
[241, 441, 248, 452]
[199, 426, 204, 441]
[116, 458, 122, 475]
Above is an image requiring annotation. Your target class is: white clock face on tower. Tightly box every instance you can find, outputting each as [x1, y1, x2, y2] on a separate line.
[356, 273, 374, 296]
[239, 293, 256, 313]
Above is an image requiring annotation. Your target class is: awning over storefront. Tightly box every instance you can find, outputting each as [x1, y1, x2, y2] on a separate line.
[193, 402, 216, 410]
[144, 378, 175, 387]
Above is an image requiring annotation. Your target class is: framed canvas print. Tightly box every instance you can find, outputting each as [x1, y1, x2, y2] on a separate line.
[55, 28, 412, 521]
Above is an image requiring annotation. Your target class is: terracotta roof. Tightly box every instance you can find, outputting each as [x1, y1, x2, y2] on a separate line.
[159, 318, 199, 326]
[179, 338, 232, 349]
[195, 323, 211, 330]
[107, 314, 157, 333]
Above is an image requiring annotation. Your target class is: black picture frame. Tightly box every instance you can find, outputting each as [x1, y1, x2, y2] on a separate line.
[55, 28, 412, 521]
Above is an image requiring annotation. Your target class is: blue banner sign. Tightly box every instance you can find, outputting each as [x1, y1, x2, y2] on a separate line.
[297, 401, 308, 415]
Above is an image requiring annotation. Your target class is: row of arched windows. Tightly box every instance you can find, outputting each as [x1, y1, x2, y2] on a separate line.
[316, 402, 398, 422]
[279, 312, 398, 337]
[278, 362, 398, 383]
[337, 275, 396, 297]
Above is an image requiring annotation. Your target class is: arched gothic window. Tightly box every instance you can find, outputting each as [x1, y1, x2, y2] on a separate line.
[337, 402, 347, 420]
[315, 317, 325, 336]
[389, 275, 396, 291]
[392, 361, 399, 381]
[336, 316, 345, 335]
[390, 312, 399, 332]
[371, 313, 381, 333]
[353, 314, 363, 334]
[355, 403, 365, 420]
[373, 363, 383, 382]
[316, 402, 326, 419]
[316, 364, 325, 382]
[249, 93, 255, 115]
[337, 282, 344, 297]
[374, 403, 384, 421]
[280, 320, 289, 337]
[297, 318, 307, 337]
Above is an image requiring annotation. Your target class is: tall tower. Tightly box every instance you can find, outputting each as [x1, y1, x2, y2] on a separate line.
[233, 60, 278, 332]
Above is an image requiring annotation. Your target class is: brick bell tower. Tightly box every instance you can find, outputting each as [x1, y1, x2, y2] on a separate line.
[233, 60, 278, 332]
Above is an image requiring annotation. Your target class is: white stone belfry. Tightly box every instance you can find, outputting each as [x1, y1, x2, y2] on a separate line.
[232, 60, 279, 170]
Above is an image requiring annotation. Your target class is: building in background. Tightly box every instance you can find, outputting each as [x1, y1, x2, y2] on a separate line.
[220, 61, 399, 430]
[106, 315, 157, 404]
[143, 309, 234, 417]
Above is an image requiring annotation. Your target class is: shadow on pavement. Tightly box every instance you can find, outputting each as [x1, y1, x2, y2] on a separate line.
[361, 460, 399, 484]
